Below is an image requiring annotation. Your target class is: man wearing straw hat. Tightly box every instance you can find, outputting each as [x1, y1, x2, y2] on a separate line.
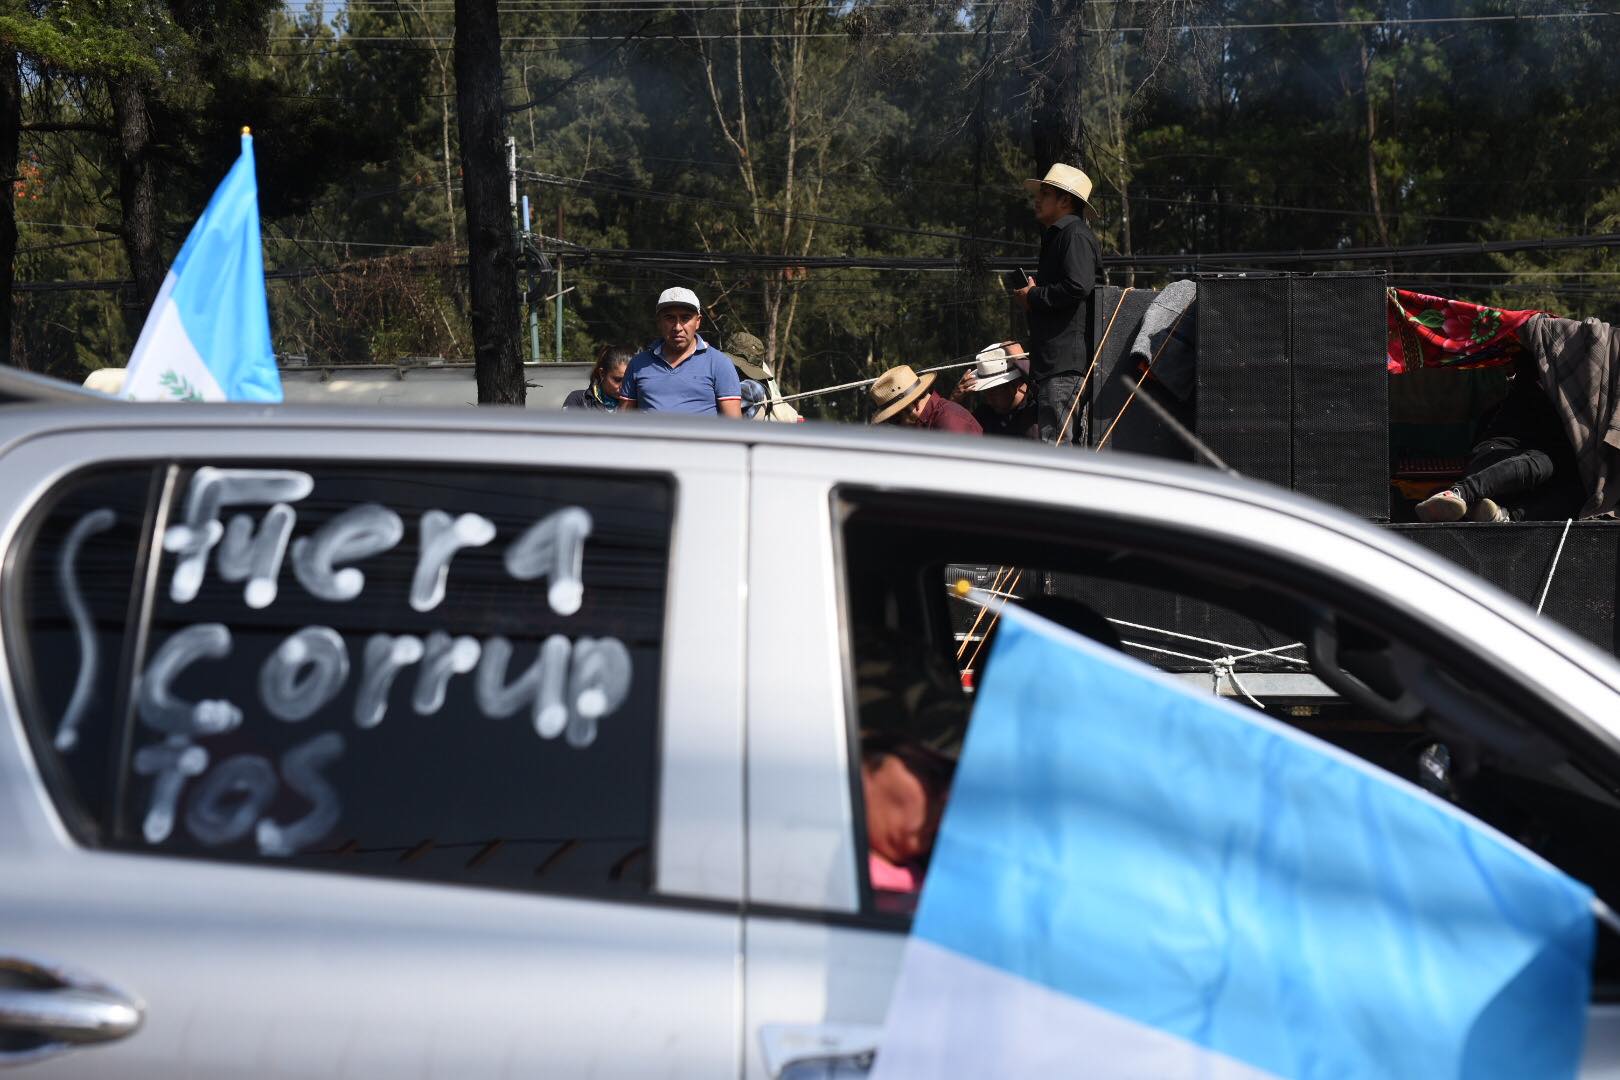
[958, 341, 1038, 440]
[868, 364, 982, 434]
[1012, 163, 1101, 445]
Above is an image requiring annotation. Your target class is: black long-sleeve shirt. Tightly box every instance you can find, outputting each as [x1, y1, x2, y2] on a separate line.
[1026, 213, 1099, 380]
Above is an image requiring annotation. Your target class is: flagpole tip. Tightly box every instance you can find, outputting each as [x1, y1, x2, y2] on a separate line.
[241, 126, 252, 136]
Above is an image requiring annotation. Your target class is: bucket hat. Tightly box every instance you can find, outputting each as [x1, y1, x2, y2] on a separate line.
[728, 331, 772, 380]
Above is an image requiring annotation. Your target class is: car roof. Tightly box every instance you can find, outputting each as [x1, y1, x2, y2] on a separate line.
[4, 399, 1619, 698]
[0, 365, 118, 406]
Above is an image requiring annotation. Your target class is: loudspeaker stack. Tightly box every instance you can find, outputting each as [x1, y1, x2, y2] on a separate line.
[1194, 273, 1389, 519]
[1389, 522, 1620, 656]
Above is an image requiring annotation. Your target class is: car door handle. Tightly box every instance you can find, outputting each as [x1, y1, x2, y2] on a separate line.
[759, 1022, 880, 1079]
[0, 985, 142, 1043]
[0, 956, 143, 1066]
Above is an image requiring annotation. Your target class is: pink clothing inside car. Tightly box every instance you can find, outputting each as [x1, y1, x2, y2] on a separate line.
[869, 853, 919, 893]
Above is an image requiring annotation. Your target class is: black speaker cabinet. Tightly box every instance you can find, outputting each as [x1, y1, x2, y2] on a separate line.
[1195, 273, 1389, 520]
[1088, 286, 1195, 461]
[1388, 522, 1620, 657]
[1195, 276, 1294, 490]
[1290, 276, 1389, 519]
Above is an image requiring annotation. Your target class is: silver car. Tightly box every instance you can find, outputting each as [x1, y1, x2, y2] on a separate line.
[1, 398, 1618, 1077]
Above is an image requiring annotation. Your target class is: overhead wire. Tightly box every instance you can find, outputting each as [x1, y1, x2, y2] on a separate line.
[269, 6, 1620, 42]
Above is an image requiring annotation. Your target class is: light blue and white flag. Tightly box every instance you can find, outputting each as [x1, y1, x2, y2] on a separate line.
[872, 603, 1594, 1079]
[123, 131, 281, 403]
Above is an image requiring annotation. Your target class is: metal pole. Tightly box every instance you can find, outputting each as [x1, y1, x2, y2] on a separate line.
[522, 196, 541, 363]
[506, 137, 517, 216]
[555, 202, 565, 362]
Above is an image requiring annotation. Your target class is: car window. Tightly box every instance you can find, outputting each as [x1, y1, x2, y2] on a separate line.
[7, 462, 673, 900]
[6, 465, 159, 838]
[837, 488, 1620, 992]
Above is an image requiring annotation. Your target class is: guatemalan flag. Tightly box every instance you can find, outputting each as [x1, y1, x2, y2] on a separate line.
[873, 602, 1595, 1079]
[122, 129, 281, 403]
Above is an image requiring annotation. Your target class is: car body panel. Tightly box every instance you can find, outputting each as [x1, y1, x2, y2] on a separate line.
[2, 404, 1619, 1076]
[0, 417, 746, 1077]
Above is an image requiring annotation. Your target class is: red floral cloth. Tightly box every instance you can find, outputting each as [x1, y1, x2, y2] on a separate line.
[1386, 289, 1546, 374]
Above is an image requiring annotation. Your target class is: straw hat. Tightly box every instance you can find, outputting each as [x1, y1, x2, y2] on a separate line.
[870, 364, 936, 424]
[1022, 163, 1096, 215]
[962, 343, 1028, 392]
[728, 331, 772, 380]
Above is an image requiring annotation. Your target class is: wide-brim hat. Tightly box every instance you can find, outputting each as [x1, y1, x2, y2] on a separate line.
[870, 365, 937, 424]
[728, 331, 772, 380]
[1022, 163, 1096, 214]
[966, 343, 1028, 392]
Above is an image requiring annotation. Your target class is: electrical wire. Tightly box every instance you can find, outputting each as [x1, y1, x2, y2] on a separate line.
[519, 168, 1035, 248]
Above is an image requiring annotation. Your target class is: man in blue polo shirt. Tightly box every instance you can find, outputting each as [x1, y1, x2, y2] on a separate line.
[618, 287, 743, 416]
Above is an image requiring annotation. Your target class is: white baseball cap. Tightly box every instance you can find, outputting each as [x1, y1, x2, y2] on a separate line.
[655, 287, 702, 314]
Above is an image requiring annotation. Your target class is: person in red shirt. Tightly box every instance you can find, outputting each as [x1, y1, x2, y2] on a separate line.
[868, 364, 982, 434]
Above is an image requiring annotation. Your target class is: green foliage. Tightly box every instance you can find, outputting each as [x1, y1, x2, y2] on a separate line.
[0, 0, 180, 77]
[12, 0, 1620, 393]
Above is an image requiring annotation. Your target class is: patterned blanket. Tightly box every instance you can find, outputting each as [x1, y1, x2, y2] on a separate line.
[1386, 289, 1546, 374]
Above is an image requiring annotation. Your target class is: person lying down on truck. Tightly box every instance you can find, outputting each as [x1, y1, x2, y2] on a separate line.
[1415, 352, 1584, 523]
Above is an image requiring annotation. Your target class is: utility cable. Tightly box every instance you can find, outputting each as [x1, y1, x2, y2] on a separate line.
[1536, 518, 1575, 617]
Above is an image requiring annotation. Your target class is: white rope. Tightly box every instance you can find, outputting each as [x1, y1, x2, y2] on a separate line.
[1107, 617, 1310, 668]
[1119, 639, 1218, 666]
[772, 356, 982, 404]
[957, 590, 1289, 709]
[1535, 517, 1575, 616]
[1226, 641, 1309, 664]
[1219, 663, 1268, 711]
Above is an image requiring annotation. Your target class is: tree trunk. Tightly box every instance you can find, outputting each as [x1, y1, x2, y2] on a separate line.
[0, 49, 19, 367]
[454, 0, 524, 404]
[1360, 35, 1390, 247]
[111, 75, 164, 327]
[1027, 0, 1084, 173]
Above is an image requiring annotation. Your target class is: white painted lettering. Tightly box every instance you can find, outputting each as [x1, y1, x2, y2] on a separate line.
[185, 753, 278, 846]
[290, 503, 403, 602]
[257, 732, 345, 857]
[217, 503, 298, 609]
[413, 631, 481, 714]
[354, 634, 423, 729]
[411, 511, 495, 612]
[138, 624, 243, 736]
[566, 637, 632, 748]
[504, 507, 592, 616]
[134, 737, 209, 843]
[165, 468, 313, 603]
[259, 626, 350, 722]
[55, 508, 116, 752]
[476, 634, 571, 738]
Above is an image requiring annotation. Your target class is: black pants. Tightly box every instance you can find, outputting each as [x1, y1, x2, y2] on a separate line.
[1036, 373, 1086, 445]
[1455, 436, 1584, 521]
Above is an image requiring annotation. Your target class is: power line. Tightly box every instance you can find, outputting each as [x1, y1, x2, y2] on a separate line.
[21, 229, 1620, 293]
[266, 8, 1620, 42]
[519, 168, 1036, 249]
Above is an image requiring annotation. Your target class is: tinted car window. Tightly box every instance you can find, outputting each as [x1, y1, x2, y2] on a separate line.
[837, 490, 1620, 990]
[7, 466, 158, 837]
[13, 463, 672, 899]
